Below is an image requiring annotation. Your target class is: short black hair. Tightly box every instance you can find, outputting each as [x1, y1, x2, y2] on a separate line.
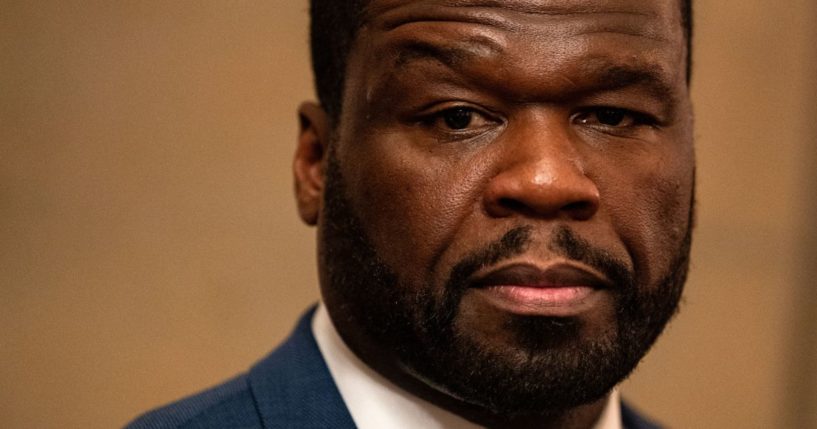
[309, 0, 693, 123]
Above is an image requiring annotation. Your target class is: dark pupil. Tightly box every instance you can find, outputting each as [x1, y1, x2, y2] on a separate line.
[596, 108, 626, 126]
[443, 108, 473, 130]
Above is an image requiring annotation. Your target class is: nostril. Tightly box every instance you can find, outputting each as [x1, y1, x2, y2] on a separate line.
[563, 200, 597, 219]
[498, 198, 528, 213]
[493, 196, 598, 219]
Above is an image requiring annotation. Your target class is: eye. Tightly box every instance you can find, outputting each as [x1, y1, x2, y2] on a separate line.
[574, 107, 654, 129]
[593, 108, 627, 126]
[442, 107, 474, 130]
[420, 106, 496, 135]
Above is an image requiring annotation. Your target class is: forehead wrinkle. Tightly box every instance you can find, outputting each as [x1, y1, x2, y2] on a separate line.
[372, 7, 520, 33]
[364, 2, 675, 56]
[577, 28, 669, 43]
[421, 0, 653, 18]
[365, 0, 656, 32]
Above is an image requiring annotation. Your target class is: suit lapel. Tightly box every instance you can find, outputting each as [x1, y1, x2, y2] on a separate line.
[621, 401, 662, 429]
[248, 306, 357, 429]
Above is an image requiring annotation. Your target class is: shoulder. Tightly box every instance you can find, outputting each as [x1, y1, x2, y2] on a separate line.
[124, 306, 354, 429]
[124, 375, 262, 429]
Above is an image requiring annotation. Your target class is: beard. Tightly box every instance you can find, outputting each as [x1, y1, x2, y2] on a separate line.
[319, 151, 692, 416]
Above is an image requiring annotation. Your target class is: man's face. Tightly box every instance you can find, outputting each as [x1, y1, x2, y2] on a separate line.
[308, 0, 694, 417]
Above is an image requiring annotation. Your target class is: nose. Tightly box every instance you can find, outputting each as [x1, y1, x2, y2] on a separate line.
[483, 117, 600, 221]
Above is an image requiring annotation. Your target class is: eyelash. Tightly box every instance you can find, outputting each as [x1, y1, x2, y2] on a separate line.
[419, 106, 498, 134]
[572, 106, 659, 129]
[416, 105, 660, 140]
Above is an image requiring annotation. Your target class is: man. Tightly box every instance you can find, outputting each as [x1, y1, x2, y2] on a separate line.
[128, 0, 694, 427]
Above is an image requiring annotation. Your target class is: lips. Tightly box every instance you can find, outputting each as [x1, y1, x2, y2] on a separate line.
[469, 262, 612, 317]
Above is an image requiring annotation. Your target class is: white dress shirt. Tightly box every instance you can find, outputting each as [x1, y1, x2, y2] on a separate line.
[312, 304, 622, 429]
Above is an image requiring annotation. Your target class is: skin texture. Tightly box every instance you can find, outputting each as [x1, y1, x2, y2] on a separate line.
[294, 0, 694, 427]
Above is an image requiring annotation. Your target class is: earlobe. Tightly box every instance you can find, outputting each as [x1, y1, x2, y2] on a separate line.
[293, 102, 330, 226]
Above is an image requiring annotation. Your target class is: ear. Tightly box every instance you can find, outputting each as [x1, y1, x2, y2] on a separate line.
[294, 102, 330, 226]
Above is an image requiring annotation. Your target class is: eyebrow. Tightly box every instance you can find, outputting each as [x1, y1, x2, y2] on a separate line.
[393, 38, 502, 69]
[575, 61, 679, 105]
[394, 41, 677, 96]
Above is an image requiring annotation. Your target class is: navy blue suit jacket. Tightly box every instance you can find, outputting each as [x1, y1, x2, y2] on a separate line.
[127, 307, 661, 429]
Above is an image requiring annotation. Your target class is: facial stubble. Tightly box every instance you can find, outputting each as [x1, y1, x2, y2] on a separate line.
[319, 151, 692, 416]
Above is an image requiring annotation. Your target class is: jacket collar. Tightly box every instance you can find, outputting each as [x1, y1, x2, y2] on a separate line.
[248, 306, 357, 429]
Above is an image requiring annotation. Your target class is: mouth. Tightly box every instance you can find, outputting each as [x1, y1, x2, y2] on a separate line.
[469, 262, 613, 317]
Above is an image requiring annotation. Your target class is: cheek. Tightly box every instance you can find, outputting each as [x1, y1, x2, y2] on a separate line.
[340, 138, 489, 287]
[602, 149, 694, 286]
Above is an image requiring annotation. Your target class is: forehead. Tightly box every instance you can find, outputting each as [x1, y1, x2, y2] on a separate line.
[360, 0, 684, 53]
[344, 0, 687, 106]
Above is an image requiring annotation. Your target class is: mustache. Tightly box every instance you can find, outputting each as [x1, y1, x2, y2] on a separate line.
[446, 226, 633, 293]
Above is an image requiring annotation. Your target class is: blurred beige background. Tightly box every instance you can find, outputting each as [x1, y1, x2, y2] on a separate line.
[2, 1, 815, 428]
